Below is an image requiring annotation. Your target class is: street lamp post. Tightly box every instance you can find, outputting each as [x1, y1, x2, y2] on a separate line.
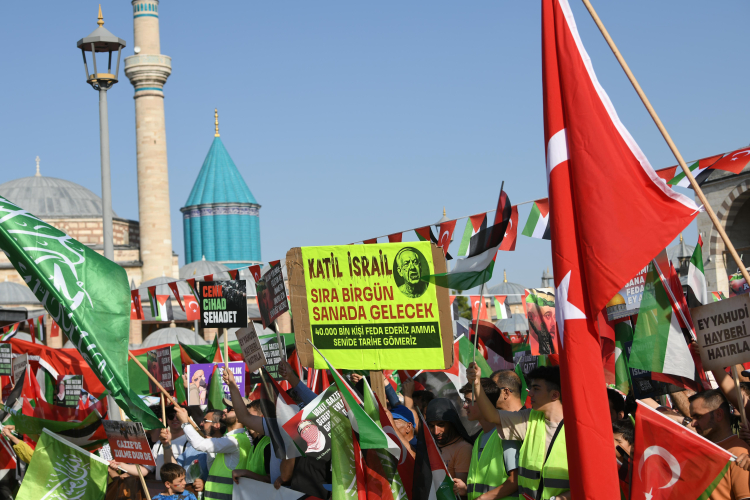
[76, 6, 126, 261]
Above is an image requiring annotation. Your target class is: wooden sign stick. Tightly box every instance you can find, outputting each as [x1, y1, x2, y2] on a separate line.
[160, 393, 166, 426]
[136, 465, 152, 500]
[224, 328, 229, 370]
[127, 351, 201, 432]
[732, 365, 748, 428]
[581, 0, 750, 288]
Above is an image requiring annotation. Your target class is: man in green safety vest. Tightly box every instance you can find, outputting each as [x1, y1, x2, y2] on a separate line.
[453, 378, 520, 500]
[232, 400, 272, 484]
[468, 363, 569, 500]
[174, 397, 254, 500]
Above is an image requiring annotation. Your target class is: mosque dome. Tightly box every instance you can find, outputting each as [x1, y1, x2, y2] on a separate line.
[0, 281, 41, 306]
[141, 326, 208, 348]
[0, 175, 117, 219]
[179, 258, 230, 279]
[181, 110, 262, 269]
[496, 315, 529, 334]
[486, 270, 527, 305]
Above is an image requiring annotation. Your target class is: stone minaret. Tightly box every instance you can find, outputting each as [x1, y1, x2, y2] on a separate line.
[124, 0, 173, 282]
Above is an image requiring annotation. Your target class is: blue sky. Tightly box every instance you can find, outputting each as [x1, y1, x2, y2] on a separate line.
[1, 1, 748, 291]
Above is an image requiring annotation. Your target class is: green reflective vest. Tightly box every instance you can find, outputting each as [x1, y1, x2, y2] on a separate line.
[248, 435, 270, 476]
[205, 430, 253, 500]
[467, 429, 517, 500]
[517, 410, 569, 500]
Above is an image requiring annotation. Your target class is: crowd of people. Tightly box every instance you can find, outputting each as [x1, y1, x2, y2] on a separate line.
[6, 356, 750, 500]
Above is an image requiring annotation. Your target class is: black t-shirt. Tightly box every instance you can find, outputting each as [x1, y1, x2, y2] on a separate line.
[290, 457, 331, 499]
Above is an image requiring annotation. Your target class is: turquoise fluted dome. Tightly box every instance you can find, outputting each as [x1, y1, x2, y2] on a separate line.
[180, 136, 261, 268]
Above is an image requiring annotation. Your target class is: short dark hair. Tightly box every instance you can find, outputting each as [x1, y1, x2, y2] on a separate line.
[740, 382, 750, 398]
[607, 388, 626, 416]
[612, 418, 634, 444]
[491, 370, 522, 395]
[460, 379, 501, 406]
[160, 463, 186, 483]
[527, 366, 561, 396]
[689, 389, 730, 414]
[248, 400, 263, 415]
[412, 390, 434, 405]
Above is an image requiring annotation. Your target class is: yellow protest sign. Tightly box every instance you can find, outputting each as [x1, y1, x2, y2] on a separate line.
[287, 242, 452, 370]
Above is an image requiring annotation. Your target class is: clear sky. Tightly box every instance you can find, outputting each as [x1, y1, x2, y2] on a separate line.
[1, 1, 747, 292]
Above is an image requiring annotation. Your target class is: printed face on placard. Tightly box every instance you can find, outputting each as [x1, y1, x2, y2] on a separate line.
[393, 247, 429, 299]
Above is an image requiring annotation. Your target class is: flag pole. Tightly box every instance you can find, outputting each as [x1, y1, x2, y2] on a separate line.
[223, 328, 229, 371]
[160, 393, 166, 427]
[581, 0, 750, 289]
[472, 283, 486, 407]
[127, 351, 201, 432]
[136, 465, 152, 500]
[732, 365, 748, 427]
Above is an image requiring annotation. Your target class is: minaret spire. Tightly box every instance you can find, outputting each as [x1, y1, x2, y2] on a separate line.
[97, 4, 104, 27]
[35, 156, 41, 177]
[215, 108, 220, 137]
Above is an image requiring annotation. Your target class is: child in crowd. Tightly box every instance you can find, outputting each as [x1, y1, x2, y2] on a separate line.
[152, 463, 197, 500]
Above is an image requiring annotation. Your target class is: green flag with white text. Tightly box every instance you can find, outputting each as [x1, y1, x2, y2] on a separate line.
[0, 197, 162, 429]
[16, 429, 109, 500]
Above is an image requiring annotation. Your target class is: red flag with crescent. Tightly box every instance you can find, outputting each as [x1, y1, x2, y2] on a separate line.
[542, 0, 700, 496]
[248, 265, 262, 283]
[437, 220, 456, 257]
[183, 295, 200, 321]
[498, 205, 518, 251]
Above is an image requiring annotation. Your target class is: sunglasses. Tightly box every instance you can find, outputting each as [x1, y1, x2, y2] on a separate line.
[166, 413, 178, 420]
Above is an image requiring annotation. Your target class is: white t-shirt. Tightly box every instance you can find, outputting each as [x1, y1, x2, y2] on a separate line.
[145, 433, 189, 480]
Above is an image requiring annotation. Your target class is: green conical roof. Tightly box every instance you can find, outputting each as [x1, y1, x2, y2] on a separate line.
[185, 137, 258, 207]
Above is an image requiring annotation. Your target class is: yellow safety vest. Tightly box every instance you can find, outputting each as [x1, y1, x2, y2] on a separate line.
[467, 429, 517, 500]
[205, 431, 252, 500]
[517, 411, 568, 500]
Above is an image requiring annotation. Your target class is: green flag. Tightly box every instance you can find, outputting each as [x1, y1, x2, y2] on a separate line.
[0, 198, 161, 429]
[208, 364, 226, 410]
[128, 345, 187, 404]
[319, 352, 399, 456]
[8, 408, 108, 451]
[457, 335, 492, 378]
[330, 400, 357, 500]
[16, 429, 109, 500]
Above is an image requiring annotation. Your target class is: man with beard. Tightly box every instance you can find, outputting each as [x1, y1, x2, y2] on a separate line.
[395, 248, 428, 298]
[526, 291, 557, 355]
[174, 398, 253, 500]
[425, 398, 473, 493]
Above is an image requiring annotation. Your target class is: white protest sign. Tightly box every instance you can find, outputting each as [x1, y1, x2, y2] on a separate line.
[12, 354, 27, 386]
[692, 294, 750, 371]
[236, 325, 267, 373]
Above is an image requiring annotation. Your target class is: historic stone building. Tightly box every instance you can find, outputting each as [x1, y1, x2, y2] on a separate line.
[695, 163, 750, 294]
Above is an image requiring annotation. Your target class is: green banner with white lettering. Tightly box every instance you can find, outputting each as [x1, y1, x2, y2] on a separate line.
[0, 197, 162, 429]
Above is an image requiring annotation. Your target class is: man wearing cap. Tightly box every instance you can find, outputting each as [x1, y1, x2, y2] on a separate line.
[390, 405, 417, 456]
[173, 390, 253, 500]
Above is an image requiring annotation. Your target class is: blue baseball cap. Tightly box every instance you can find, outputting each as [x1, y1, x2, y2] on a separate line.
[390, 405, 415, 427]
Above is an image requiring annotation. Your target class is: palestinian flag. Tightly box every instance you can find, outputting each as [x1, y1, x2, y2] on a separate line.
[711, 291, 726, 302]
[412, 409, 454, 500]
[259, 367, 301, 460]
[27, 315, 44, 343]
[323, 355, 400, 457]
[0, 323, 19, 342]
[422, 190, 511, 290]
[8, 406, 108, 451]
[180, 336, 223, 364]
[147, 286, 159, 319]
[457, 334, 493, 378]
[15, 429, 109, 500]
[521, 198, 551, 240]
[627, 263, 695, 380]
[667, 155, 724, 187]
[469, 320, 514, 364]
[687, 239, 708, 308]
[415, 226, 438, 244]
[457, 214, 487, 258]
[494, 295, 509, 319]
[359, 378, 406, 500]
[156, 295, 173, 321]
[633, 401, 732, 499]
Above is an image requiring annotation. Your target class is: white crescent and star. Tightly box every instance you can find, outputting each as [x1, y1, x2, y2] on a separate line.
[638, 445, 681, 498]
[439, 231, 450, 248]
[554, 271, 586, 348]
[730, 150, 750, 161]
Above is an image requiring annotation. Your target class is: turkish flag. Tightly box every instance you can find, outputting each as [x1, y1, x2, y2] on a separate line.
[470, 295, 488, 321]
[437, 220, 457, 256]
[131, 289, 143, 320]
[248, 265, 262, 283]
[710, 146, 750, 174]
[184, 294, 200, 321]
[498, 205, 518, 251]
[542, 0, 700, 497]
[633, 401, 732, 499]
